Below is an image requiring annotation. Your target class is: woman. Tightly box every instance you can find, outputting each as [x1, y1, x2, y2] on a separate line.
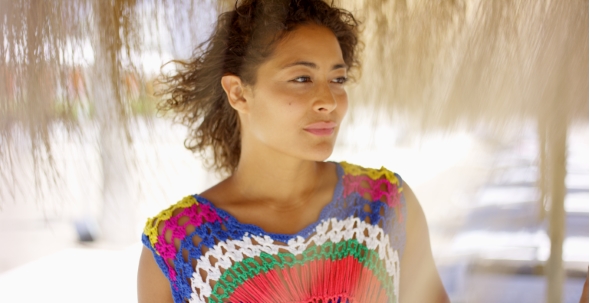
[137, 0, 449, 302]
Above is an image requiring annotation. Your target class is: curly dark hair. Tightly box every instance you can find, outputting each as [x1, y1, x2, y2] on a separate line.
[157, 0, 361, 175]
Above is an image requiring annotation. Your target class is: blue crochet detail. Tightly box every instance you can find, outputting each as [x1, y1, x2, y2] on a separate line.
[193, 164, 406, 257]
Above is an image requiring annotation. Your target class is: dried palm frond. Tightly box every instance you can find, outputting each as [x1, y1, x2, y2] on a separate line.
[344, 0, 587, 131]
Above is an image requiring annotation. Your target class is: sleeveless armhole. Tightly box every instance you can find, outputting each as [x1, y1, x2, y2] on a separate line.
[141, 195, 224, 303]
[390, 172, 407, 258]
[339, 162, 407, 258]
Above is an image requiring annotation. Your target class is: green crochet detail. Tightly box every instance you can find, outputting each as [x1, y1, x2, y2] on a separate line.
[209, 239, 395, 302]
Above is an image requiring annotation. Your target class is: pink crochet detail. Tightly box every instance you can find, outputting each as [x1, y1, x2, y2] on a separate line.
[342, 174, 400, 208]
[154, 203, 222, 281]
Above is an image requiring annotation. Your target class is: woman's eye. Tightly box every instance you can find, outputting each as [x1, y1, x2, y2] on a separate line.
[292, 76, 312, 83]
[332, 77, 348, 84]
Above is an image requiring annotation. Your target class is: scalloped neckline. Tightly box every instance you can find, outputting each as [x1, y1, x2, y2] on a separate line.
[194, 161, 344, 240]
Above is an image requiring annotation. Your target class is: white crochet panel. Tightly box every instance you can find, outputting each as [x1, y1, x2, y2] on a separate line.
[189, 216, 400, 303]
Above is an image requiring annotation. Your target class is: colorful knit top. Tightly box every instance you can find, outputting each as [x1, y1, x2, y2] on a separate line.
[142, 161, 407, 303]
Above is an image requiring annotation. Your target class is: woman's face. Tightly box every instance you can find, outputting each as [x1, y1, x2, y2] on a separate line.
[239, 23, 349, 162]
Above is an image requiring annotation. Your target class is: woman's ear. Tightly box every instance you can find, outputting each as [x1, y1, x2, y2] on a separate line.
[221, 75, 249, 113]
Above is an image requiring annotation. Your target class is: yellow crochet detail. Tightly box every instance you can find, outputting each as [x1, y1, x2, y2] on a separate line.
[340, 161, 403, 193]
[143, 195, 198, 247]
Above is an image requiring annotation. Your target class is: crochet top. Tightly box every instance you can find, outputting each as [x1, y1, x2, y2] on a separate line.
[142, 161, 407, 303]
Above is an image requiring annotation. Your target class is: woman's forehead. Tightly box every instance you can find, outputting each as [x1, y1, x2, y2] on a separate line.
[266, 24, 345, 69]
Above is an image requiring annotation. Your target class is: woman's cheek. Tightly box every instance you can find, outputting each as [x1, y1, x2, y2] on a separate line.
[275, 89, 310, 108]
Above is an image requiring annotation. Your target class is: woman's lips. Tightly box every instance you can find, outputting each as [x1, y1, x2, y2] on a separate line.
[305, 128, 335, 136]
[304, 121, 337, 136]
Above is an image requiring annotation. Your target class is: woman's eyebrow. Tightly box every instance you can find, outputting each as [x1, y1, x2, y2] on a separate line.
[281, 61, 348, 70]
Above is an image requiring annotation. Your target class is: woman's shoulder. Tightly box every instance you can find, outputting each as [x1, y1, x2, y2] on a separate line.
[141, 195, 227, 296]
[141, 195, 224, 258]
[338, 161, 404, 209]
[340, 161, 403, 185]
[336, 161, 408, 256]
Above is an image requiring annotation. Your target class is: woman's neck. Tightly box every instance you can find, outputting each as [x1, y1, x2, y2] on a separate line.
[228, 149, 332, 211]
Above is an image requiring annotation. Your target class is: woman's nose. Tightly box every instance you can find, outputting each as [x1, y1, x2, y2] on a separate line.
[313, 82, 337, 113]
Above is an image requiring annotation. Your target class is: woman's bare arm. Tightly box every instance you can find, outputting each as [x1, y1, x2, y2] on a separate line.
[399, 183, 450, 303]
[137, 246, 174, 303]
[580, 269, 589, 303]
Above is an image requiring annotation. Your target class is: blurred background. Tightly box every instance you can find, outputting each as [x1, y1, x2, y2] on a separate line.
[0, 0, 587, 302]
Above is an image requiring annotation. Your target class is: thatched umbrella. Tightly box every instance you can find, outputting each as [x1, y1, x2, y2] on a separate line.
[0, 0, 586, 301]
[0, 0, 218, 242]
[339, 0, 588, 302]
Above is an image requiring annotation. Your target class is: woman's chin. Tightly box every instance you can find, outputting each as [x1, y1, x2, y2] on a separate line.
[305, 143, 335, 162]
